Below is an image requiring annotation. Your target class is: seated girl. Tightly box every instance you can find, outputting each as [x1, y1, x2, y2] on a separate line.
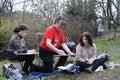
[74, 32, 106, 72]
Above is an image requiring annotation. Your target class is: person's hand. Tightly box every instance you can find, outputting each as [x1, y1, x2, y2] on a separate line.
[58, 50, 66, 55]
[87, 59, 94, 64]
[13, 51, 18, 54]
[68, 52, 74, 55]
[28, 49, 36, 53]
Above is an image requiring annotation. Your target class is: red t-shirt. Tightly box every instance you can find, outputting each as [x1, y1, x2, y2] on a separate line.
[40, 25, 65, 52]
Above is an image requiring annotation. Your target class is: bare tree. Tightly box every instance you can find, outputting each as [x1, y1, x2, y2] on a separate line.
[30, 0, 66, 26]
[96, 0, 120, 39]
[0, 0, 13, 16]
[64, 0, 98, 42]
[0, 0, 14, 27]
[106, 0, 114, 30]
[116, 0, 120, 23]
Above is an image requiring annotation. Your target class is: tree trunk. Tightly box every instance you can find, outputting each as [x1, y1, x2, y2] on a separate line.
[0, 10, 1, 27]
[107, 0, 112, 30]
[116, 0, 120, 23]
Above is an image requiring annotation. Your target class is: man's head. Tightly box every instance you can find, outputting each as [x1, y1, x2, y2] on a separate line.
[54, 16, 66, 29]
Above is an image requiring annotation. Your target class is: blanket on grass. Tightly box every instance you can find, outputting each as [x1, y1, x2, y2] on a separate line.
[23, 70, 59, 80]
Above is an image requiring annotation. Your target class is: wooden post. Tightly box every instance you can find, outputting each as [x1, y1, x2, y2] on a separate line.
[36, 32, 44, 50]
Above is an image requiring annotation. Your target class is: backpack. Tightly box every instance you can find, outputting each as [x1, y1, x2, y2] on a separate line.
[2, 63, 22, 80]
[97, 53, 110, 61]
[66, 42, 76, 52]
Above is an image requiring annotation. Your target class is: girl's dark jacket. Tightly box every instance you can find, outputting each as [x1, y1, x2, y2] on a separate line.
[7, 33, 27, 60]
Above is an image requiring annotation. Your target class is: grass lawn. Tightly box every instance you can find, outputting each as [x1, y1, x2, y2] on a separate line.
[1, 29, 120, 80]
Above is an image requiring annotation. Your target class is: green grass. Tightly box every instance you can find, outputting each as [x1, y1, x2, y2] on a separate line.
[1, 30, 120, 80]
[95, 37, 120, 63]
[95, 38, 111, 48]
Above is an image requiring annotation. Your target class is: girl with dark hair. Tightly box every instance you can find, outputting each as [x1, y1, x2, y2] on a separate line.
[74, 32, 106, 72]
[14, 24, 29, 33]
[7, 24, 35, 74]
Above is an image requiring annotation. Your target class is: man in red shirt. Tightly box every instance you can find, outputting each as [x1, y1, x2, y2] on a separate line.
[33, 16, 74, 73]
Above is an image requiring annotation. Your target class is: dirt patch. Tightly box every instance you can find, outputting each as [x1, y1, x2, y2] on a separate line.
[76, 67, 120, 80]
